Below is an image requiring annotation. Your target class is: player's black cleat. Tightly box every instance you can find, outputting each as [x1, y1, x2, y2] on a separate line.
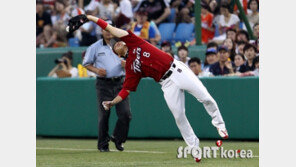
[110, 135, 124, 151]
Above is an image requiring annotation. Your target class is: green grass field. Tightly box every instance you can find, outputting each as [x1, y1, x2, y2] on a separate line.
[36, 138, 259, 167]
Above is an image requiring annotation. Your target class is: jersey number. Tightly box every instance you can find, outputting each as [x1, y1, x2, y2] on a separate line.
[143, 52, 150, 58]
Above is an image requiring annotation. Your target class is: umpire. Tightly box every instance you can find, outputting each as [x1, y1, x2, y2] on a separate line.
[82, 20, 131, 152]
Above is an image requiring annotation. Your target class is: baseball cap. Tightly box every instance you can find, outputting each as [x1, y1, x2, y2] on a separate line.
[205, 48, 217, 55]
[218, 45, 228, 52]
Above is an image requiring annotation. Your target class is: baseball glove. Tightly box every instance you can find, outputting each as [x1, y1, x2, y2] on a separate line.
[67, 14, 89, 33]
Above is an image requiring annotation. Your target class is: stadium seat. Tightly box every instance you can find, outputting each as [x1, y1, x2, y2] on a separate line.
[158, 23, 176, 42]
[174, 23, 195, 43]
[68, 37, 80, 47]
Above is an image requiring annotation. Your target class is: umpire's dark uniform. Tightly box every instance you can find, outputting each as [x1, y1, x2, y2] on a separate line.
[83, 38, 131, 152]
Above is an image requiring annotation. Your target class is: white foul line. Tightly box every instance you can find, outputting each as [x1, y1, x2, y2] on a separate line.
[36, 147, 166, 154]
[36, 147, 259, 158]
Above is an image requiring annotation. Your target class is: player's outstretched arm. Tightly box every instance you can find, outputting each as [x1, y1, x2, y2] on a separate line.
[86, 15, 128, 38]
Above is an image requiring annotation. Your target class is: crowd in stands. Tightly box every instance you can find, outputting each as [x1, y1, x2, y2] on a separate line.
[39, 0, 259, 77]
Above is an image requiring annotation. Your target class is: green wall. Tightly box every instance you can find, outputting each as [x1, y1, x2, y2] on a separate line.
[36, 77, 259, 139]
[36, 46, 207, 77]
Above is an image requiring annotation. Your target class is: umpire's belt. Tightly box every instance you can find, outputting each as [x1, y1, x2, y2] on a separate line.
[160, 63, 176, 81]
[97, 76, 124, 82]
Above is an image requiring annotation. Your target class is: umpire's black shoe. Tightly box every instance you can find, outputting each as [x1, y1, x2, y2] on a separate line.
[110, 135, 124, 151]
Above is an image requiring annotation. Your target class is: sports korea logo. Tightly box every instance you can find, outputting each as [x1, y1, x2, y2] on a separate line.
[177, 140, 254, 160]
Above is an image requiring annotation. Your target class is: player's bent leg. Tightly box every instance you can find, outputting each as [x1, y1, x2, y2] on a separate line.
[161, 79, 199, 148]
[171, 61, 228, 138]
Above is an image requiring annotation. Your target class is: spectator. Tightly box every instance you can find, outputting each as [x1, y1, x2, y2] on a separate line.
[170, 0, 182, 22]
[161, 41, 172, 53]
[207, 41, 219, 50]
[51, 0, 70, 27]
[85, 0, 115, 20]
[236, 30, 250, 43]
[48, 51, 78, 78]
[188, 57, 202, 76]
[189, 57, 211, 77]
[66, 0, 85, 17]
[202, 48, 218, 72]
[253, 23, 259, 40]
[79, 10, 98, 46]
[149, 21, 162, 45]
[135, 0, 171, 25]
[177, 45, 190, 66]
[252, 56, 259, 76]
[115, 0, 133, 28]
[250, 23, 259, 51]
[203, 0, 219, 16]
[247, 0, 259, 29]
[46, 0, 71, 47]
[243, 43, 258, 71]
[236, 41, 246, 55]
[36, 1, 53, 48]
[226, 28, 237, 42]
[233, 53, 247, 73]
[160, 41, 178, 59]
[84, 0, 100, 14]
[98, 0, 116, 20]
[223, 38, 236, 61]
[213, 3, 240, 43]
[130, 10, 158, 45]
[209, 45, 234, 76]
[201, 3, 215, 44]
[175, 0, 195, 24]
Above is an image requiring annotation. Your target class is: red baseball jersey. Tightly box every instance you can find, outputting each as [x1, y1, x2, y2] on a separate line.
[120, 30, 174, 91]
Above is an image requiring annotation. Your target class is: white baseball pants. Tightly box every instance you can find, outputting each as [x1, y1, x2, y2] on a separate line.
[160, 60, 226, 148]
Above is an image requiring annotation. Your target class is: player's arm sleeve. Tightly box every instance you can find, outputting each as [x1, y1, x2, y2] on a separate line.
[122, 74, 141, 92]
[82, 46, 95, 67]
[117, 74, 141, 100]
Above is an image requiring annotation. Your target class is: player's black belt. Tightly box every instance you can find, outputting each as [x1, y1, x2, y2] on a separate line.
[160, 63, 176, 81]
[97, 76, 124, 82]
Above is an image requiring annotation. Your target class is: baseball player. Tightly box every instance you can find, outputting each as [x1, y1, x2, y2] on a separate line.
[67, 14, 228, 155]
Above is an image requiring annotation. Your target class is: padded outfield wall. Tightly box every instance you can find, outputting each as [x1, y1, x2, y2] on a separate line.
[36, 77, 259, 140]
